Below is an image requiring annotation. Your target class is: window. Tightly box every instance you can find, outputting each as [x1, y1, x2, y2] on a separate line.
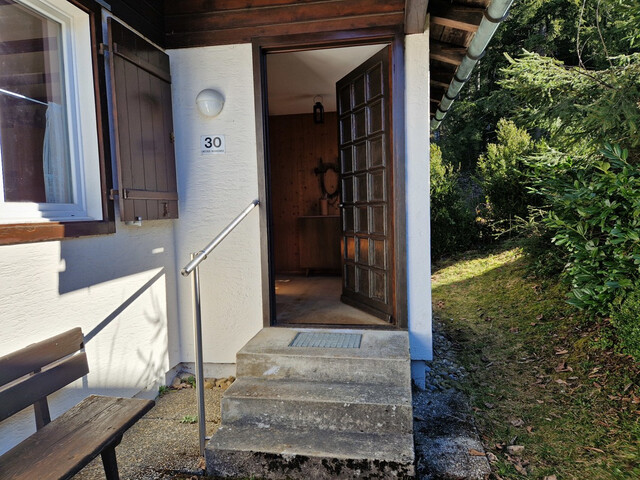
[0, 0, 103, 224]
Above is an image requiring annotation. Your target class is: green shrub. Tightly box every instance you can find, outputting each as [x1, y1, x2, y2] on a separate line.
[518, 208, 568, 278]
[611, 290, 640, 360]
[477, 119, 539, 231]
[531, 144, 640, 314]
[430, 144, 478, 258]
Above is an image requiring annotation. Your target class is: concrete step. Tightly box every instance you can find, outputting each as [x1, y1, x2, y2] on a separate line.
[221, 377, 412, 434]
[236, 328, 411, 386]
[206, 424, 415, 479]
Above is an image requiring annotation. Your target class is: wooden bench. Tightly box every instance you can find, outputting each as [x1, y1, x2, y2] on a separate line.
[0, 328, 155, 480]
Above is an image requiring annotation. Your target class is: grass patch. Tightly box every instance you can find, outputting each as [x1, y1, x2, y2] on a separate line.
[432, 243, 640, 479]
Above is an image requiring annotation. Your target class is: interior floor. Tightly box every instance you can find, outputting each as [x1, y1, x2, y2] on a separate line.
[275, 275, 389, 326]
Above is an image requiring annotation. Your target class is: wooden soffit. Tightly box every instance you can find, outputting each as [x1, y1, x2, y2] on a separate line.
[428, 0, 490, 117]
[164, 0, 410, 48]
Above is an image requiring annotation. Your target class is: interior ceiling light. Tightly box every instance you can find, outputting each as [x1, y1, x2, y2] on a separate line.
[313, 95, 324, 124]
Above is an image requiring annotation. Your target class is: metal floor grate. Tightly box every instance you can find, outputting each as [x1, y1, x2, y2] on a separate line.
[289, 332, 362, 349]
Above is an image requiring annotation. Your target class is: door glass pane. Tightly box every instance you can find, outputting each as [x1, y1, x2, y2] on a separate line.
[369, 135, 385, 167]
[353, 74, 365, 108]
[0, 0, 72, 204]
[353, 109, 366, 140]
[371, 270, 387, 302]
[356, 266, 370, 296]
[357, 237, 369, 265]
[367, 100, 384, 135]
[354, 142, 367, 172]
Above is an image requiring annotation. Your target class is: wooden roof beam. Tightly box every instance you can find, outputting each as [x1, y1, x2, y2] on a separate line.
[431, 79, 450, 89]
[429, 0, 484, 33]
[404, 0, 429, 34]
[430, 41, 466, 65]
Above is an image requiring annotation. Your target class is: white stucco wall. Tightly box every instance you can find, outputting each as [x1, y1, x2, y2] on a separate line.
[0, 222, 180, 455]
[168, 45, 264, 369]
[0, 31, 433, 453]
[405, 30, 433, 386]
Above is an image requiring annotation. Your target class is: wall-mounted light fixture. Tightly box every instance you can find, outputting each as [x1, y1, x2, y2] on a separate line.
[196, 89, 225, 117]
[313, 95, 324, 124]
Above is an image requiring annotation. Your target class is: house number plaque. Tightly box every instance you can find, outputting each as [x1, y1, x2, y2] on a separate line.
[201, 134, 225, 154]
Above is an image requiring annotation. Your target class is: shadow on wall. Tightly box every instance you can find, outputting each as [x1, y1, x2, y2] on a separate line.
[83, 268, 166, 344]
[57, 226, 177, 294]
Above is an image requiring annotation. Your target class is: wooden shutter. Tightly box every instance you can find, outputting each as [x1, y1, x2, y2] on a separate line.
[108, 18, 178, 221]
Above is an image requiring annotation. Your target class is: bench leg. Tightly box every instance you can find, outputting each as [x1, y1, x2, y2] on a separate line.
[100, 439, 122, 480]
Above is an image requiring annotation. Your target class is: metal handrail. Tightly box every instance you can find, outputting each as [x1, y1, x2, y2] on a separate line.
[179, 199, 259, 456]
[181, 199, 260, 276]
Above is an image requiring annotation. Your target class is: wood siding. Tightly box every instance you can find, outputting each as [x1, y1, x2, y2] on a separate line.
[110, 0, 165, 47]
[164, 0, 405, 48]
[269, 112, 340, 274]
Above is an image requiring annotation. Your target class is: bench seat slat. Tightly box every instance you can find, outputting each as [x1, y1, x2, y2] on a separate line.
[0, 395, 154, 480]
[0, 353, 89, 423]
[0, 328, 84, 386]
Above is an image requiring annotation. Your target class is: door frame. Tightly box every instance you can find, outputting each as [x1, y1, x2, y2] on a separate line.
[252, 27, 407, 329]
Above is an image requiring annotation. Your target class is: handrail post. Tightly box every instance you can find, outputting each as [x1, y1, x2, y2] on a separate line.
[191, 253, 207, 456]
[180, 199, 259, 458]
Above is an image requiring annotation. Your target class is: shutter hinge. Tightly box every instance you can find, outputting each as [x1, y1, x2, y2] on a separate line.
[99, 43, 109, 56]
[170, 132, 175, 143]
[109, 189, 119, 200]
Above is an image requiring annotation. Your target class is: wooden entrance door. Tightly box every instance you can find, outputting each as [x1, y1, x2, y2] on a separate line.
[337, 46, 394, 323]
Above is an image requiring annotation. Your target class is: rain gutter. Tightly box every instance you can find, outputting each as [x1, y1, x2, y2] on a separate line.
[430, 0, 515, 130]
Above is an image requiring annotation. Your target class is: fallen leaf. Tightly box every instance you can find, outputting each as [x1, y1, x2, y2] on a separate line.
[583, 446, 605, 454]
[514, 463, 528, 475]
[484, 402, 495, 409]
[198, 456, 206, 470]
[623, 383, 633, 393]
[555, 349, 569, 355]
[543, 476, 557, 480]
[536, 400, 544, 404]
[555, 379, 568, 385]
[510, 418, 525, 427]
[526, 425, 534, 434]
[486, 452, 498, 463]
[495, 443, 505, 450]
[507, 445, 525, 455]
[555, 361, 573, 373]
[468, 448, 485, 456]
[536, 314, 544, 321]
[510, 327, 519, 333]
[530, 322, 537, 326]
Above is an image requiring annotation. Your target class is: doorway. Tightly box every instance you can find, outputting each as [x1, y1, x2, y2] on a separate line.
[260, 41, 399, 328]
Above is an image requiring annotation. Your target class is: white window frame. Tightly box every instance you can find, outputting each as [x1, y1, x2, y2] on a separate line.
[0, 0, 103, 224]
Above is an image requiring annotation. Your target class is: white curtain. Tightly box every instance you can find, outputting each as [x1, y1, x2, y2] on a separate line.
[43, 102, 72, 203]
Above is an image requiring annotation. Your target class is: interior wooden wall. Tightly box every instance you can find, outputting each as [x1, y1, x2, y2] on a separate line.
[269, 112, 340, 274]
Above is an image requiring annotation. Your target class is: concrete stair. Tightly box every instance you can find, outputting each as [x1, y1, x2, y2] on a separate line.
[205, 328, 415, 479]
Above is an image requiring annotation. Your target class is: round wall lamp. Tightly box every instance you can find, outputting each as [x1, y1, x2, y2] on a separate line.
[196, 89, 225, 117]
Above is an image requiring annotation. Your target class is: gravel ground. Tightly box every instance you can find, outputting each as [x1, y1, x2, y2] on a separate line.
[414, 317, 491, 479]
[72, 320, 488, 479]
[72, 387, 223, 480]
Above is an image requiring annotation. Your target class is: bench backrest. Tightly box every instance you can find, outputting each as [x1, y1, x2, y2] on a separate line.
[0, 328, 88, 429]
